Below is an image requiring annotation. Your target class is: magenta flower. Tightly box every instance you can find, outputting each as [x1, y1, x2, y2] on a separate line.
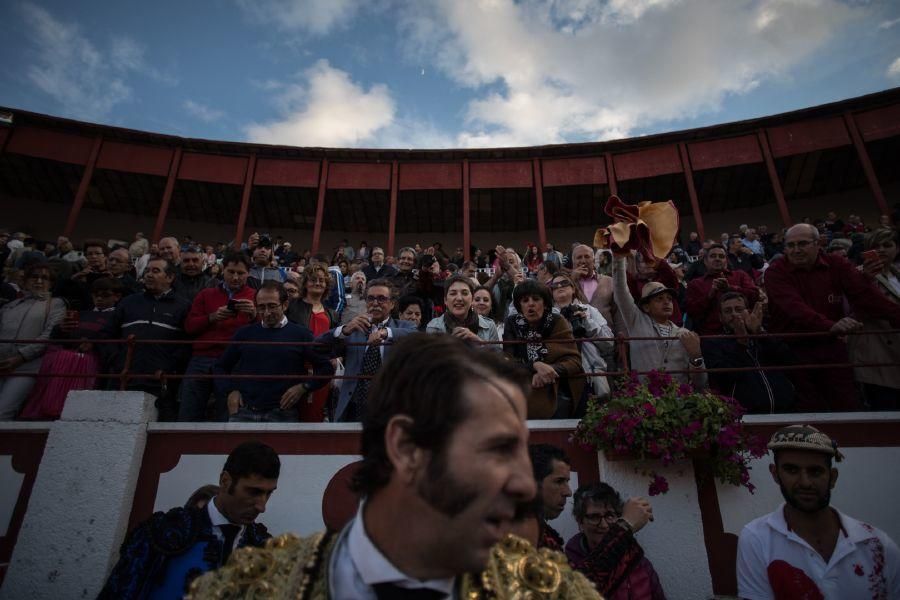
[648, 474, 669, 496]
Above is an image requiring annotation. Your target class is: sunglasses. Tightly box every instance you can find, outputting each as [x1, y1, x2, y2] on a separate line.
[549, 280, 572, 290]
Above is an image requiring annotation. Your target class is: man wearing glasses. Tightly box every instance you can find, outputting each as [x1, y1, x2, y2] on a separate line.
[317, 278, 416, 421]
[566, 482, 665, 599]
[764, 224, 900, 411]
[215, 281, 333, 423]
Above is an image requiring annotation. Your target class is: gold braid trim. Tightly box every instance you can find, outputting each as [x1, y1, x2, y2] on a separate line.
[461, 534, 603, 599]
[185, 532, 336, 600]
[185, 532, 599, 600]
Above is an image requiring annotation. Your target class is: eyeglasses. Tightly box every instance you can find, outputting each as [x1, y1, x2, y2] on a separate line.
[582, 512, 619, 525]
[549, 281, 572, 290]
[366, 294, 391, 304]
[785, 240, 815, 250]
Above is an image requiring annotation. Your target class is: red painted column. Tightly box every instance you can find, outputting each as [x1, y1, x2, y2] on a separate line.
[756, 130, 792, 227]
[463, 159, 471, 262]
[387, 160, 398, 257]
[311, 159, 329, 255]
[234, 152, 257, 247]
[152, 147, 183, 243]
[533, 158, 547, 249]
[604, 152, 618, 198]
[678, 143, 705, 240]
[843, 112, 890, 217]
[62, 135, 103, 238]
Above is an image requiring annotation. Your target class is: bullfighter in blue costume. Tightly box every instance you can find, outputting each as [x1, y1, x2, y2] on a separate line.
[98, 441, 280, 599]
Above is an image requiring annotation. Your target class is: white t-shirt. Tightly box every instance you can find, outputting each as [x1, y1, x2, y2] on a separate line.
[737, 503, 900, 600]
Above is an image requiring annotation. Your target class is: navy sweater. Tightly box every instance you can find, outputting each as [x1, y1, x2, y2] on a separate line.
[214, 322, 334, 411]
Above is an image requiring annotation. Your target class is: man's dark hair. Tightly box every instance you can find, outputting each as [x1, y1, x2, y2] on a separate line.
[256, 280, 288, 303]
[718, 291, 747, 310]
[353, 333, 529, 496]
[222, 251, 251, 270]
[367, 278, 396, 298]
[528, 444, 570, 484]
[573, 482, 623, 521]
[222, 441, 280, 489]
[397, 294, 424, 314]
[91, 277, 125, 295]
[706, 243, 727, 255]
[82, 238, 109, 255]
[512, 279, 552, 314]
[148, 257, 177, 277]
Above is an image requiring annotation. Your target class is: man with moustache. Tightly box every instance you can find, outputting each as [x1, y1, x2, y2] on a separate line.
[189, 334, 598, 599]
[736, 425, 900, 599]
[570, 244, 615, 329]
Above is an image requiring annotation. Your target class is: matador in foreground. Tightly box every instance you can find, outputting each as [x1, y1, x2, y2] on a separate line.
[188, 333, 602, 599]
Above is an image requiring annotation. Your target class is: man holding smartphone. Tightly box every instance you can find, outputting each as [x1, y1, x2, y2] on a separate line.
[179, 252, 258, 421]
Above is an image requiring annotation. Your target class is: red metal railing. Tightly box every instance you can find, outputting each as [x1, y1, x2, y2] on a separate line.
[1, 329, 898, 384]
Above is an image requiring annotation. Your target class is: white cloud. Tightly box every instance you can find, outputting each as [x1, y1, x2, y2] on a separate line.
[878, 16, 900, 29]
[888, 57, 900, 78]
[183, 100, 226, 122]
[19, 3, 175, 121]
[235, 0, 361, 35]
[245, 60, 397, 147]
[20, 2, 130, 120]
[397, 0, 859, 148]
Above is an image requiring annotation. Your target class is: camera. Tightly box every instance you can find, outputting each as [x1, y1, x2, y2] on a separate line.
[258, 235, 272, 249]
[226, 299, 238, 313]
[560, 305, 587, 339]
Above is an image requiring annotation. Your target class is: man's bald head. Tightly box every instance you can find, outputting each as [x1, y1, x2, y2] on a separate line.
[158, 237, 181, 264]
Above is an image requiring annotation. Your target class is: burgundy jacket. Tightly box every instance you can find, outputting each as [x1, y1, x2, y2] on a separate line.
[565, 532, 666, 600]
[764, 254, 900, 337]
[685, 269, 759, 334]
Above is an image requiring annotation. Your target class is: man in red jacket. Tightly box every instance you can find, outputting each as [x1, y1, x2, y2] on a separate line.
[764, 224, 900, 411]
[178, 252, 257, 421]
[685, 244, 759, 334]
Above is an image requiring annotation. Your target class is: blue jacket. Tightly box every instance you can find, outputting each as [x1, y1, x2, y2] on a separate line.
[98, 506, 269, 600]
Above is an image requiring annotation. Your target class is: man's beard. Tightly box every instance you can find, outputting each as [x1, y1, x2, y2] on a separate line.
[416, 448, 478, 518]
[779, 478, 831, 514]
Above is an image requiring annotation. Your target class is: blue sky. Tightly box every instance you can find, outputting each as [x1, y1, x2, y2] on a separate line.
[1, 0, 899, 150]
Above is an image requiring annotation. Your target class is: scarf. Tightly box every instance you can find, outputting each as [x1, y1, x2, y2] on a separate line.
[443, 308, 479, 334]
[511, 309, 555, 364]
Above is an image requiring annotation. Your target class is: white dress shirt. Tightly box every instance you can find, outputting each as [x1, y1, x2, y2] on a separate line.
[207, 497, 245, 551]
[329, 503, 455, 600]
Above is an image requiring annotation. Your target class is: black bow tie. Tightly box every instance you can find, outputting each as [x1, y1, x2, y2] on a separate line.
[372, 582, 446, 600]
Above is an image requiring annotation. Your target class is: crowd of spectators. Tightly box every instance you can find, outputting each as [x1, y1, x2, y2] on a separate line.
[1, 205, 899, 422]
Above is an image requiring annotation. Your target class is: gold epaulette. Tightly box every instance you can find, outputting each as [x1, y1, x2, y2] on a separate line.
[185, 531, 336, 600]
[461, 534, 603, 599]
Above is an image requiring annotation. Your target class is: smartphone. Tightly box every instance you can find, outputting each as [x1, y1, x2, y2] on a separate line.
[226, 299, 238, 312]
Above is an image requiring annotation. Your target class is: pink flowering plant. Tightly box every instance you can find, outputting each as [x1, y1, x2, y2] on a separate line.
[573, 370, 766, 496]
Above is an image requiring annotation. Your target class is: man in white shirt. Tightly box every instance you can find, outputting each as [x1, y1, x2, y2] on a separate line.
[737, 424, 900, 599]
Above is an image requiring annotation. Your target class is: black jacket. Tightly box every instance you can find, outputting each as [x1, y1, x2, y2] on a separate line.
[702, 333, 795, 413]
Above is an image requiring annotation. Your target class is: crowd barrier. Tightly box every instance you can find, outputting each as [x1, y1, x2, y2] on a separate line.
[1, 329, 898, 387]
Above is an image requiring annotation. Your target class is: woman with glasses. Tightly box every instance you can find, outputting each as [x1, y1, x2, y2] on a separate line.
[566, 483, 665, 599]
[286, 264, 338, 421]
[0, 261, 66, 419]
[425, 275, 501, 351]
[502, 279, 583, 419]
[549, 272, 614, 401]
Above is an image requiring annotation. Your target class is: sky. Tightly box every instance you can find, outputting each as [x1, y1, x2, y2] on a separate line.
[1, 0, 899, 150]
